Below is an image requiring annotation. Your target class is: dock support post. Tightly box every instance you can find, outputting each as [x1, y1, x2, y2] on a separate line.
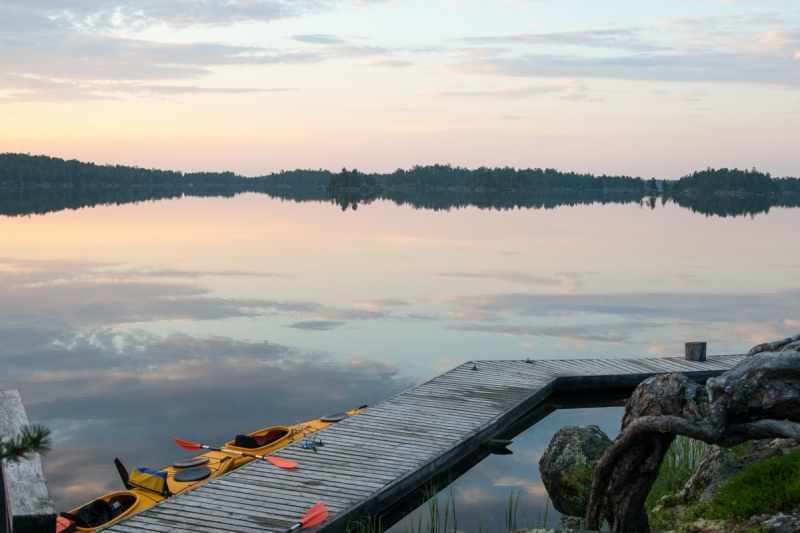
[685, 342, 707, 362]
[2, 462, 12, 533]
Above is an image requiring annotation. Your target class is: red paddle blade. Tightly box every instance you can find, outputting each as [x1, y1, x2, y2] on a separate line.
[300, 503, 328, 528]
[173, 437, 202, 451]
[265, 456, 297, 469]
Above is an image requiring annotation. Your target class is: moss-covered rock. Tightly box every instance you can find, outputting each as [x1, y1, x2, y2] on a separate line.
[538, 425, 611, 517]
[682, 439, 800, 505]
[649, 439, 800, 533]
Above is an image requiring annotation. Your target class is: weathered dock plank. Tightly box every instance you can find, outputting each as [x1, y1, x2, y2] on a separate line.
[99, 354, 744, 533]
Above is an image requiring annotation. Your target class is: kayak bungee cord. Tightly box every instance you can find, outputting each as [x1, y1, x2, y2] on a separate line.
[172, 438, 297, 469]
[292, 419, 324, 451]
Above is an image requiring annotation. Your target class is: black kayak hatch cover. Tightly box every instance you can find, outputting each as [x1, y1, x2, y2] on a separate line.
[320, 412, 348, 423]
[173, 466, 211, 482]
[172, 457, 210, 469]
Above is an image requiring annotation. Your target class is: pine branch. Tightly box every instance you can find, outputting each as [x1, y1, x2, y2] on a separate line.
[0, 424, 51, 463]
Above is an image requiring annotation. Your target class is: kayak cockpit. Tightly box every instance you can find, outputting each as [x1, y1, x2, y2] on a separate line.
[61, 491, 161, 532]
[224, 426, 291, 452]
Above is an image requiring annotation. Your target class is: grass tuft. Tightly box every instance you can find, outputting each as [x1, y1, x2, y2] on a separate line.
[400, 486, 553, 533]
[503, 489, 522, 532]
[646, 435, 709, 512]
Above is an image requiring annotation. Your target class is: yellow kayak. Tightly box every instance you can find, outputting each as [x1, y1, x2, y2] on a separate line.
[56, 405, 367, 532]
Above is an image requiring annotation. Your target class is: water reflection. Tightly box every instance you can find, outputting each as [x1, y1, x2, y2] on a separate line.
[1, 194, 799, 518]
[3, 184, 800, 218]
[388, 407, 625, 533]
[445, 290, 800, 343]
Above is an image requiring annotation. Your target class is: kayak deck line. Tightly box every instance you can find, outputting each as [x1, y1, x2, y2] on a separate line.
[95, 353, 744, 533]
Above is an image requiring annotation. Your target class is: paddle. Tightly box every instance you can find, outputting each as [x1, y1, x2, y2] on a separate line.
[282, 502, 329, 533]
[172, 438, 297, 469]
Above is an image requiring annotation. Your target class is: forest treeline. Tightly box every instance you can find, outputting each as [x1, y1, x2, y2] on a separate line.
[666, 167, 800, 195]
[6, 153, 797, 194]
[328, 164, 645, 192]
[1, 154, 643, 191]
[1, 153, 798, 217]
[0, 153, 331, 189]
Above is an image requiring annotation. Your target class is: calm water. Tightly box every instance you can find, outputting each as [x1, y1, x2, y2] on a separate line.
[1, 194, 799, 527]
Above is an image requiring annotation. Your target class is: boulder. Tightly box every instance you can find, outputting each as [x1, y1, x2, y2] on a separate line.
[539, 425, 612, 517]
[746, 333, 800, 356]
[763, 510, 800, 533]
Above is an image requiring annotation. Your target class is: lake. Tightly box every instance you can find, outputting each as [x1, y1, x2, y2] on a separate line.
[1, 193, 799, 528]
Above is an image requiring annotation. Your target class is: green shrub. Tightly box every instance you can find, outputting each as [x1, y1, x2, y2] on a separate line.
[704, 449, 800, 520]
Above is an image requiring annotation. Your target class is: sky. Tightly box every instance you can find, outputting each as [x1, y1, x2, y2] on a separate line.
[1, 0, 799, 177]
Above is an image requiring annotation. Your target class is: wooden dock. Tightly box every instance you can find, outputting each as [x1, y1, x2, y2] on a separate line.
[100, 354, 744, 533]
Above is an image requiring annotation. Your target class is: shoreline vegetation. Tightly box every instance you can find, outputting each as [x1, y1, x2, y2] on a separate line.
[1, 153, 799, 218]
[370, 436, 792, 533]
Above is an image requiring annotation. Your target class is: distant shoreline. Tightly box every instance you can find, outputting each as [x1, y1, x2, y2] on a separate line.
[2, 153, 799, 218]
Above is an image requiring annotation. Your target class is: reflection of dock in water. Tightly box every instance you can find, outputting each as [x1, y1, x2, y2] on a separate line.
[94, 353, 743, 533]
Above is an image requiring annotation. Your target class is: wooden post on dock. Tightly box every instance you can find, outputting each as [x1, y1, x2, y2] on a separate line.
[0, 390, 55, 533]
[685, 342, 707, 362]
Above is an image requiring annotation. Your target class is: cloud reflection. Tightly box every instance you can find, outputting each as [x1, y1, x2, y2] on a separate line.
[0, 258, 392, 329]
[445, 290, 800, 322]
[443, 289, 800, 345]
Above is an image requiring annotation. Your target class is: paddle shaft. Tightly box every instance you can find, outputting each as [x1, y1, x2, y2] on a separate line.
[201, 444, 266, 460]
[173, 438, 296, 468]
[282, 523, 302, 533]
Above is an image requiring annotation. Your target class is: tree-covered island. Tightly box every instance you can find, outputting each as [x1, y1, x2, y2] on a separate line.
[665, 167, 800, 196]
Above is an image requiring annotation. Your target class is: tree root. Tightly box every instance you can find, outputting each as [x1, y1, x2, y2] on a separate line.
[584, 347, 800, 532]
